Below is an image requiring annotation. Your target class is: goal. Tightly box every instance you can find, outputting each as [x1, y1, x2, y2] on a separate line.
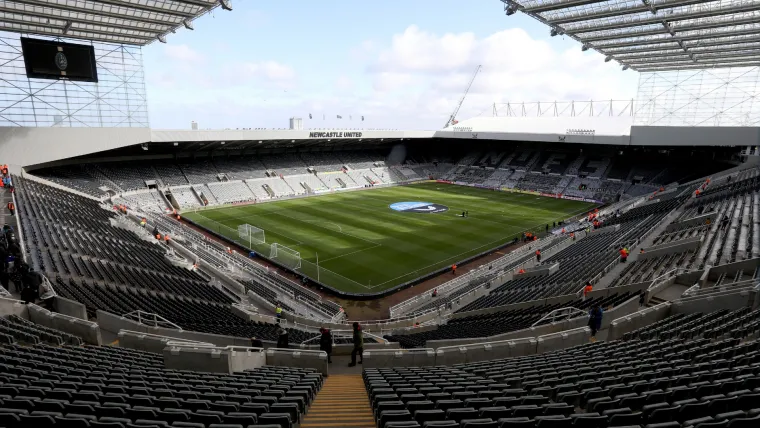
[238, 224, 265, 246]
[270, 243, 301, 270]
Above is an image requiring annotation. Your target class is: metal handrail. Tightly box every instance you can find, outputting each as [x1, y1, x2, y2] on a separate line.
[124, 310, 182, 330]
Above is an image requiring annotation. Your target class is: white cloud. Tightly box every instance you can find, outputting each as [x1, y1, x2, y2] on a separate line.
[360, 25, 639, 128]
[242, 61, 296, 82]
[164, 44, 204, 63]
[147, 25, 638, 131]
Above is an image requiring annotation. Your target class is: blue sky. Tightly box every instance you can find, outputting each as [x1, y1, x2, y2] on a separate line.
[142, 0, 640, 130]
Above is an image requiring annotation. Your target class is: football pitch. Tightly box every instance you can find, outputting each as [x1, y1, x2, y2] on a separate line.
[184, 182, 595, 293]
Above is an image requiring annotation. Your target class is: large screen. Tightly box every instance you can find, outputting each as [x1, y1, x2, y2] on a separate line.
[20, 37, 98, 82]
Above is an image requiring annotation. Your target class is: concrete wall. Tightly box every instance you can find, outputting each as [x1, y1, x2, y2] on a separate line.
[671, 289, 756, 314]
[640, 236, 702, 259]
[119, 330, 209, 354]
[97, 310, 254, 347]
[665, 212, 716, 232]
[266, 349, 329, 376]
[607, 302, 672, 341]
[27, 304, 102, 345]
[54, 296, 88, 320]
[0, 297, 28, 318]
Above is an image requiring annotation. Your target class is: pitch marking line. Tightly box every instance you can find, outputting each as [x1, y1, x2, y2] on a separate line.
[318, 243, 382, 264]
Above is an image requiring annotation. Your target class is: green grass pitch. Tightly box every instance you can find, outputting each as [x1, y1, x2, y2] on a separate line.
[184, 182, 595, 293]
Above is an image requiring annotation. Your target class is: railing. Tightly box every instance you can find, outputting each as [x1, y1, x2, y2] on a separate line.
[124, 310, 182, 330]
[532, 307, 588, 327]
[298, 329, 389, 346]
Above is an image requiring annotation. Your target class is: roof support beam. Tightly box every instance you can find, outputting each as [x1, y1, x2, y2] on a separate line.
[629, 55, 760, 69]
[8, 0, 180, 27]
[595, 27, 760, 50]
[549, 0, 709, 25]
[616, 45, 760, 60]
[81, 0, 197, 19]
[0, 22, 144, 45]
[0, 7, 168, 34]
[561, 2, 760, 33]
[522, 0, 605, 14]
[636, 62, 760, 72]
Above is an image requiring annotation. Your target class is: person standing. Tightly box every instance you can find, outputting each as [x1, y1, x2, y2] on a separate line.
[588, 306, 603, 341]
[348, 322, 364, 367]
[276, 327, 289, 349]
[535, 249, 542, 263]
[319, 327, 333, 364]
[250, 337, 263, 348]
[275, 304, 283, 321]
[6, 201, 14, 216]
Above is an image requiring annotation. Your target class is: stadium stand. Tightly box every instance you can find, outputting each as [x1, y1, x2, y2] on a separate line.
[0, 343, 319, 428]
[364, 333, 760, 428]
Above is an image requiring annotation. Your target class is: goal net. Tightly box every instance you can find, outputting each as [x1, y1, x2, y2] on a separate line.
[270, 243, 301, 270]
[237, 224, 265, 246]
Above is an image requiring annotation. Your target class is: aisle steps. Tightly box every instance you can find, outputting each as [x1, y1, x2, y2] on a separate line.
[301, 374, 375, 428]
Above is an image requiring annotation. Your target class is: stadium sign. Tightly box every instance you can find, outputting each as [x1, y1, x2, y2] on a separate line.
[308, 131, 363, 138]
[390, 201, 449, 214]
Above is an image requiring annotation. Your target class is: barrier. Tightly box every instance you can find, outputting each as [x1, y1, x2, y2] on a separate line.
[97, 309, 254, 347]
[163, 343, 266, 374]
[266, 348, 329, 375]
[607, 302, 672, 340]
[119, 330, 210, 354]
[27, 304, 102, 345]
[535, 326, 591, 354]
[363, 348, 436, 368]
[0, 297, 28, 318]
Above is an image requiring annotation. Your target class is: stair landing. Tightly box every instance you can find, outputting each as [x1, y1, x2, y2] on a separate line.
[301, 374, 375, 428]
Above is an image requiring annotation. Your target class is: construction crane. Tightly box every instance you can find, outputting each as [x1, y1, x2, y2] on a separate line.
[444, 65, 482, 128]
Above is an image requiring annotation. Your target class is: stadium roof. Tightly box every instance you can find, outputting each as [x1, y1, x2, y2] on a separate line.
[503, 0, 760, 72]
[0, 0, 229, 46]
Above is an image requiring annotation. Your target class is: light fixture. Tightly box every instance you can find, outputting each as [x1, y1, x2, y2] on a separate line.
[183, 19, 194, 30]
[62, 21, 72, 35]
[219, 0, 232, 11]
[157, 34, 167, 43]
[605, 56, 612, 62]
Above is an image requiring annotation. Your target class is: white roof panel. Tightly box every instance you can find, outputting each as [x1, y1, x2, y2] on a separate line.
[504, 0, 760, 72]
[0, 0, 225, 46]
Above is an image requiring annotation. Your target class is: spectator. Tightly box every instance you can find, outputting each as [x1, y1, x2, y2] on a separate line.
[583, 282, 593, 300]
[619, 247, 628, 263]
[276, 327, 289, 349]
[432, 288, 438, 298]
[250, 337, 263, 348]
[6, 201, 13, 216]
[319, 327, 333, 364]
[348, 322, 364, 367]
[535, 249, 541, 263]
[588, 305, 603, 341]
[275, 304, 283, 320]
[639, 293, 646, 307]
[38, 275, 55, 311]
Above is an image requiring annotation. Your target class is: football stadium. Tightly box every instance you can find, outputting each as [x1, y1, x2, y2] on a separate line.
[3, 1, 760, 428]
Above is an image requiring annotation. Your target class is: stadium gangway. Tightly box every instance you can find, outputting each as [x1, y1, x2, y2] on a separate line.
[123, 310, 182, 330]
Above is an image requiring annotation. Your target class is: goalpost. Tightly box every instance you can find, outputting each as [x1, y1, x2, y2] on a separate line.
[238, 224, 265, 247]
[270, 243, 301, 270]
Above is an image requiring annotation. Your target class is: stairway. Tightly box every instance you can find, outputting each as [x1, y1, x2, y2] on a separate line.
[301, 374, 375, 428]
[647, 295, 667, 307]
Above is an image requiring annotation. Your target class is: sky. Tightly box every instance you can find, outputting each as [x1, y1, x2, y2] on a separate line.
[142, 0, 641, 131]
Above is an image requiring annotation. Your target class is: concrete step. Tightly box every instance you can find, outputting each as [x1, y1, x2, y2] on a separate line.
[301, 374, 374, 428]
